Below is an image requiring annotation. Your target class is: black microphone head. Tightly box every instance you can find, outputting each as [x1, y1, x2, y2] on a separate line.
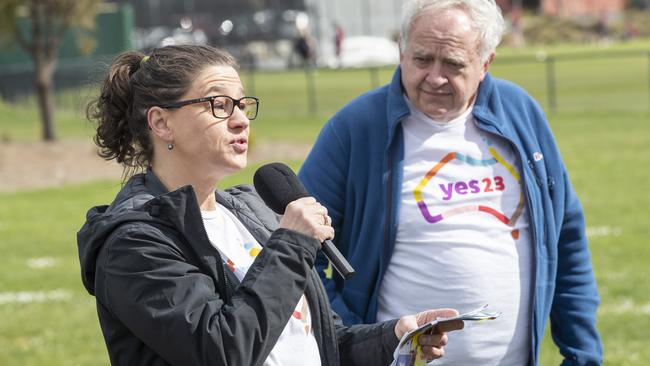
[253, 162, 308, 214]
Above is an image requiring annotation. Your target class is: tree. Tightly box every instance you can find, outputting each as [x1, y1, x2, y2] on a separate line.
[0, 0, 99, 141]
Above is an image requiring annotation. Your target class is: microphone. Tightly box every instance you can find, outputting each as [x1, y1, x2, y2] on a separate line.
[253, 162, 355, 279]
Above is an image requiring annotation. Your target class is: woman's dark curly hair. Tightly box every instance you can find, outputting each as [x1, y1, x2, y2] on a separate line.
[87, 45, 238, 177]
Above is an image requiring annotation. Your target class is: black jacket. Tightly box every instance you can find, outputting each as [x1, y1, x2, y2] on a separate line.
[77, 171, 398, 366]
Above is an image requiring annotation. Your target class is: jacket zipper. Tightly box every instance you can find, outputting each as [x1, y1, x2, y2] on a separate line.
[380, 145, 394, 323]
[197, 206, 233, 305]
[475, 122, 542, 365]
[523, 157, 541, 366]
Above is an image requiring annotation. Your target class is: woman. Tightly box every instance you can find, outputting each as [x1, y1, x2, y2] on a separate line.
[77, 45, 461, 366]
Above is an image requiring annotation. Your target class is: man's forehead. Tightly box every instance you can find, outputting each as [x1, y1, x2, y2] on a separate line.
[408, 42, 473, 60]
[408, 29, 482, 61]
[409, 8, 479, 47]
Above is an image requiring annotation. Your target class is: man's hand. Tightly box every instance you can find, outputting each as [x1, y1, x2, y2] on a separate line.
[394, 308, 464, 362]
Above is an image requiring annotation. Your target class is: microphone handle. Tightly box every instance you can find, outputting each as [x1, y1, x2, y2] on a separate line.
[321, 239, 355, 279]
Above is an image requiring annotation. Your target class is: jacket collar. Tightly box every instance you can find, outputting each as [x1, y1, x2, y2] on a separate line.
[386, 66, 411, 145]
[144, 168, 171, 197]
[472, 73, 502, 129]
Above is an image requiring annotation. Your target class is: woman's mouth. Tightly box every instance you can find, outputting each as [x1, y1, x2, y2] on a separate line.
[231, 138, 248, 153]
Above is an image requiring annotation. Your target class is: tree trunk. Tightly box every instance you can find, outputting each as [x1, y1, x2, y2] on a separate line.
[30, 0, 59, 142]
[34, 53, 57, 141]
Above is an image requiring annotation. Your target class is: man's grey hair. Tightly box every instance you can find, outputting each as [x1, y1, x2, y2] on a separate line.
[400, 0, 506, 62]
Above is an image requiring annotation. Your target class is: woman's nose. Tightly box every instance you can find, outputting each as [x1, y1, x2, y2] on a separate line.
[228, 106, 250, 128]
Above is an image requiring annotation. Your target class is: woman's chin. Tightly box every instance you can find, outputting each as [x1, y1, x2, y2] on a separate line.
[230, 157, 248, 173]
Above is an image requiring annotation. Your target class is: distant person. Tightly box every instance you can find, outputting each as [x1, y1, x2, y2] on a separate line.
[333, 22, 345, 67]
[299, 0, 603, 365]
[595, 12, 611, 43]
[77, 44, 462, 366]
[293, 30, 314, 68]
[508, 5, 525, 47]
[622, 23, 640, 40]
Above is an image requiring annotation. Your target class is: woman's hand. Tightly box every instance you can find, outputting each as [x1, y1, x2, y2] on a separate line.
[279, 197, 334, 243]
[394, 308, 464, 363]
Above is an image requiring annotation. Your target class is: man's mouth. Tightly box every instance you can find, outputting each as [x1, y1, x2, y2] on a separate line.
[421, 88, 451, 96]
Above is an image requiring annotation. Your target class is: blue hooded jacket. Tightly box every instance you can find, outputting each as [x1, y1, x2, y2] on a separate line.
[299, 67, 603, 365]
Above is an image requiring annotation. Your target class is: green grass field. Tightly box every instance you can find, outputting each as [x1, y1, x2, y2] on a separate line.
[1, 40, 650, 365]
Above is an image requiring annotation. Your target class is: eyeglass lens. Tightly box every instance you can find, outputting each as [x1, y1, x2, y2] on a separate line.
[213, 96, 258, 120]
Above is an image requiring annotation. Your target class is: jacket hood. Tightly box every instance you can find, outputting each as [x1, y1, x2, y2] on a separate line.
[77, 172, 167, 295]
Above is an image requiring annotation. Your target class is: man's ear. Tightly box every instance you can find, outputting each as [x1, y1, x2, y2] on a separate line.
[147, 106, 174, 142]
[480, 52, 496, 81]
[483, 52, 495, 73]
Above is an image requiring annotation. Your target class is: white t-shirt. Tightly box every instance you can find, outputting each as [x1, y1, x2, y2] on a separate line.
[376, 99, 533, 365]
[202, 205, 321, 366]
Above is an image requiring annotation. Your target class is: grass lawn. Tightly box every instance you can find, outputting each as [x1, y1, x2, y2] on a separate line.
[538, 111, 650, 365]
[1, 40, 650, 365]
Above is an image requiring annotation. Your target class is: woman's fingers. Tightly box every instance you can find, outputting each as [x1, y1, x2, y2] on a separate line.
[279, 197, 333, 242]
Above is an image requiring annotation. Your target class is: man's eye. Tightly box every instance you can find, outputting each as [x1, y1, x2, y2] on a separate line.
[413, 56, 431, 66]
[446, 61, 465, 69]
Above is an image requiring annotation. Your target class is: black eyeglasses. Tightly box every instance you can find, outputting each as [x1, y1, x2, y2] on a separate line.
[158, 95, 260, 120]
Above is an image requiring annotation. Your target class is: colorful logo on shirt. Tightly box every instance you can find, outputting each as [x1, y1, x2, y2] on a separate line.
[292, 296, 312, 335]
[224, 242, 261, 279]
[226, 242, 312, 335]
[243, 241, 262, 258]
[413, 147, 525, 239]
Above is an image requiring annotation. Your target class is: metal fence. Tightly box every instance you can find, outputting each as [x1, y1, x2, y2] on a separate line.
[1, 48, 649, 116]
[239, 48, 650, 116]
[493, 49, 650, 114]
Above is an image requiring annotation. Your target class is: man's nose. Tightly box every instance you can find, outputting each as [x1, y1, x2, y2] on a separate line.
[424, 62, 447, 87]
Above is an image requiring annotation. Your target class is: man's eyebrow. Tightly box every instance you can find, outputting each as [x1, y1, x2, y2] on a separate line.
[444, 55, 466, 64]
[411, 49, 431, 57]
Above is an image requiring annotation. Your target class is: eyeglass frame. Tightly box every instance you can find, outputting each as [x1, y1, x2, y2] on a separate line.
[158, 95, 260, 120]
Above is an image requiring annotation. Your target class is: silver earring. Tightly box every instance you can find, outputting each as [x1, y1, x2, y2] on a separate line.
[167, 143, 174, 151]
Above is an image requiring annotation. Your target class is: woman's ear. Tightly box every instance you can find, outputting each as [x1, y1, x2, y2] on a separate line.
[147, 106, 174, 142]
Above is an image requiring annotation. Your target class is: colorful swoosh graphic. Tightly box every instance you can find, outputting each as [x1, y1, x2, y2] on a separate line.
[413, 147, 524, 239]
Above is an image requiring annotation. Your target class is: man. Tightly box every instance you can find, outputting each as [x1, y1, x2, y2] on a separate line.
[298, 0, 603, 365]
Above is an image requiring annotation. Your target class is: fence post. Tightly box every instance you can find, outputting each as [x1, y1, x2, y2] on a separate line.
[246, 69, 256, 98]
[305, 67, 317, 115]
[545, 56, 557, 114]
[647, 52, 650, 112]
[369, 67, 380, 89]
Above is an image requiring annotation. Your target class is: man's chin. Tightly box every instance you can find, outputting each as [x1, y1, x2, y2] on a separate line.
[422, 108, 451, 122]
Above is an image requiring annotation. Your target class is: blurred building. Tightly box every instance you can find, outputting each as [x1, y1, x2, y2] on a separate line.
[106, 0, 558, 69]
[541, 0, 624, 18]
[108, 0, 305, 44]
[102, 0, 405, 69]
[104, 0, 315, 69]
